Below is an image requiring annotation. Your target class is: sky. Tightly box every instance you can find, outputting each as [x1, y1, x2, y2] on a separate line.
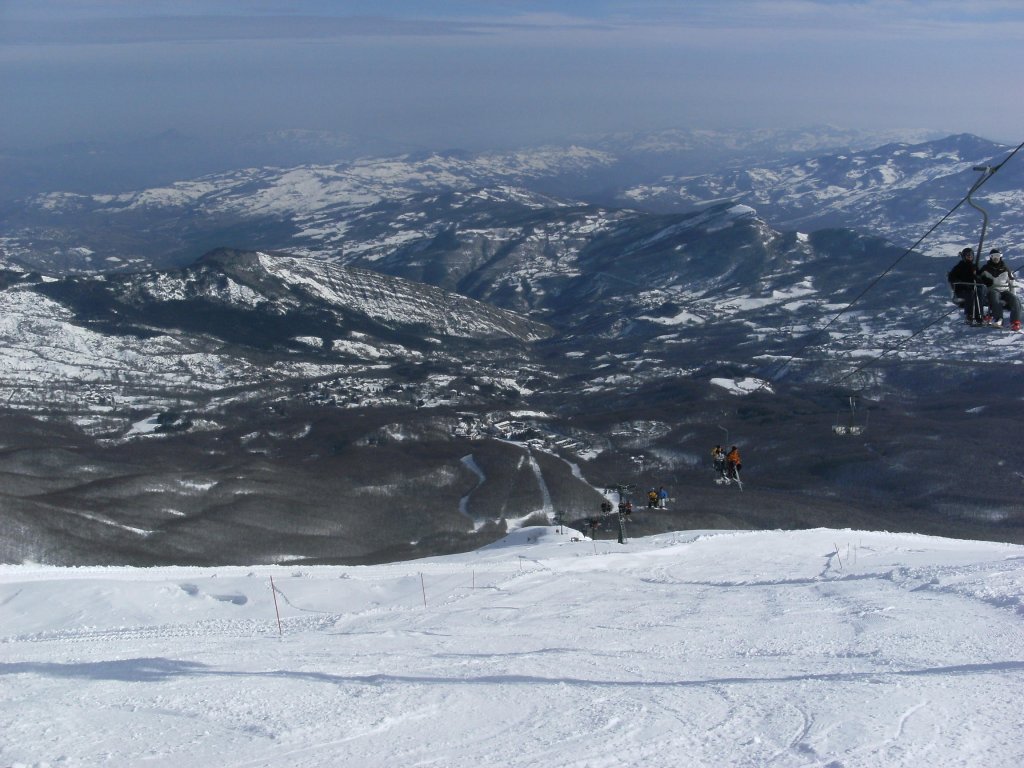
[1, 1, 1022, 152]
[2, 525, 1023, 766]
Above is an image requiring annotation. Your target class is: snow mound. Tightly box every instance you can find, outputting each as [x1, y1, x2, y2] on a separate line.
[478, 525, 586, 549]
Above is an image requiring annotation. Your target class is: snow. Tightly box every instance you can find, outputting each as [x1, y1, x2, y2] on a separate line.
[640, 308, 704, 326]
[719, 283, 817, 312]
[127, 413, 162, 435]
[711, 376, 773, 395]
[3, 526, 1022, 767]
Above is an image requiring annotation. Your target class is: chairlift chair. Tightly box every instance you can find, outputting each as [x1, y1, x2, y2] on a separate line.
[832, 396, 867, 436]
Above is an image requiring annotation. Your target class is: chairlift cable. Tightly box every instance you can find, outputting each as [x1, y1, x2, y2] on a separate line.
[828, 304, 963, 388]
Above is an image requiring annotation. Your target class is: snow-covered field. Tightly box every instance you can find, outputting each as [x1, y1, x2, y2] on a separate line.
[2, 527, 1023, 767]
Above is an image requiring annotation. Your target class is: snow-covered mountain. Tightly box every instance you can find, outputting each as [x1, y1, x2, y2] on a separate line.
[4, 132, 1002, 275]
[39, 247, 550, 346]
[1, 132, 1023, 566]
[617, 134, 1024, 256]
[3, 527, 1023, 767]
[0, 145, 619, 273]
[0, 248, 547, 423]
[0, 243, 615, 566]
[583, 124, 945, 171]
[2, 204, 1023, 566]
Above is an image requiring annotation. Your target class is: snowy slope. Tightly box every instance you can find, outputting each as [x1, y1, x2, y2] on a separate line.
[2, 527, 1022, 767]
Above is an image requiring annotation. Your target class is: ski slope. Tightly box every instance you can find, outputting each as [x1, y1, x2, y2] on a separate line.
[2, 527, 1023, 767]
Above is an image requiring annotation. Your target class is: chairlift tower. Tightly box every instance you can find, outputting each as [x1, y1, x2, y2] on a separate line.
[604, 483, 635, 544]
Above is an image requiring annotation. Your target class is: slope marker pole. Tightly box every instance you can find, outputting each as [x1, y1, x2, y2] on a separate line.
[269, 576, 283, 636]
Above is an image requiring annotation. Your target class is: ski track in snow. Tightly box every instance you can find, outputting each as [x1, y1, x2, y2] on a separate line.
[1, 528, 1023, 767]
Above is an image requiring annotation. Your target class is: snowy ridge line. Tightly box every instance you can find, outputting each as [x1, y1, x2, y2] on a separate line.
[29, 146, 617, 220]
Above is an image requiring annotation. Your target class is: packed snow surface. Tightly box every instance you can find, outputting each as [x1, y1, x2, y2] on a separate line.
[2, 527, 1023, 767]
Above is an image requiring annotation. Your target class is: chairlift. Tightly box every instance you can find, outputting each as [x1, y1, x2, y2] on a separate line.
[948, 165, 995, 324]
[967, 165, 993, 257]
[832, 396, 867, 436]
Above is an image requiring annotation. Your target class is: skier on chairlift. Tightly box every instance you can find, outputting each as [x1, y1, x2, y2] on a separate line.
[978, 248, 1022, 331]
[725, 446, 742, 480]
[948, 247, 987, 326]
[711, 445, 726, 478]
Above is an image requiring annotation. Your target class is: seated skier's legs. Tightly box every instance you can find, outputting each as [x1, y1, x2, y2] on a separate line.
[954, 284, 982, 322]
[989, 290, 1006, 323]
[1005, 292, 1022, 325]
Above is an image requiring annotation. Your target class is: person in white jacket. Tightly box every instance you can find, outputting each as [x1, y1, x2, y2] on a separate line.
[978, 248, 1022, 330]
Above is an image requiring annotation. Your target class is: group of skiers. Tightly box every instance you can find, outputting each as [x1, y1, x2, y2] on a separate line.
[601, 487, 671, 517]
[591, 447, 743, 532]
[948, 246, 1022, 330]
[711, 445, 742, 480]
[646, 487, 669, 508]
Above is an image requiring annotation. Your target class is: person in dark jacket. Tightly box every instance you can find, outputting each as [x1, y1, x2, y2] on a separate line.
[948, 247, 987, 325]
[978, 248, 1021, 330]
[712, 445, 726, 477]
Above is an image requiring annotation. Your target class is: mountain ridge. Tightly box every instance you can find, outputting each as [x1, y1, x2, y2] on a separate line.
[4, 132, 1014, 275]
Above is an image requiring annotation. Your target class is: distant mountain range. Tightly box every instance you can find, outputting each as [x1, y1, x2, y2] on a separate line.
[0, 124, 943, 203]
[615, 133, 1023, 255]
[1, 130, 1022, 566]
[2, 131, 1018, 276]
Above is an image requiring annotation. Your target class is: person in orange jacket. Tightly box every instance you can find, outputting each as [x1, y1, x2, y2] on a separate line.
[725, 446, 742, 479]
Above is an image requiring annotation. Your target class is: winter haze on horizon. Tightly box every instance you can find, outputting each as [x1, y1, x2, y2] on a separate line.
[1, 0, 1022, 155]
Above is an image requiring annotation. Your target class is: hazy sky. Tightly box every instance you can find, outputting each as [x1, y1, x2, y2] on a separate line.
[2, 0, 1022, 151]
